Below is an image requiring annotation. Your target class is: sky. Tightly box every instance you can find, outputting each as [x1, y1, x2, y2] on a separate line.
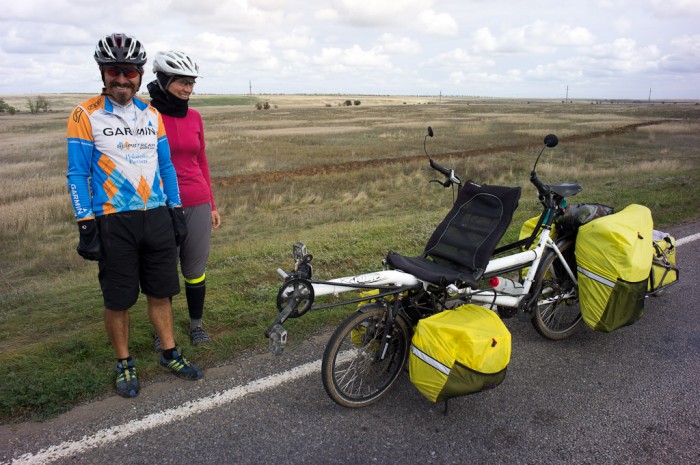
[1, 0, 699, 99]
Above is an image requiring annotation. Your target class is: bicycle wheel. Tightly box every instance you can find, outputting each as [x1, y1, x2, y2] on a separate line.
[531, 239, 583, 340]
[321, 304, 410, 408]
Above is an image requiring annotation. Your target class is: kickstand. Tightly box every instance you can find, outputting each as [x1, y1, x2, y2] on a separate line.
[441, 399, 449, 416]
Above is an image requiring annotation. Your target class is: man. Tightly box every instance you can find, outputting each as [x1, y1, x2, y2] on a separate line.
[67, 33, 203, 398]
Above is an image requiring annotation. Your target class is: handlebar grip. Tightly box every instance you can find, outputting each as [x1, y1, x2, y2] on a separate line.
[430, 159, 452, 177]
[530, 172, 549, 195]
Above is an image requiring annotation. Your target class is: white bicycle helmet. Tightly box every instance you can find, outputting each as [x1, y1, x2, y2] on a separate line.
[152, 51, 201, 77]
[94, 33, 147, 66]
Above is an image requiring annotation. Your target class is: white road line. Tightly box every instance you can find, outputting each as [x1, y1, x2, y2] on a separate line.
[677, 232, 700, 246]
[8, 359, 323, 465]
[6, 231, 700, 465]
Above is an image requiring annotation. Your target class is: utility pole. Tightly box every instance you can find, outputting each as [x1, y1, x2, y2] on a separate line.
[648, 88, 652, 102]
[565, 85, 569, 103]
[249, 80, 253, 114]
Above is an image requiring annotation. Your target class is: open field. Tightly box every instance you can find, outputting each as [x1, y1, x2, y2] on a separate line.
[1, 94, 699, 422]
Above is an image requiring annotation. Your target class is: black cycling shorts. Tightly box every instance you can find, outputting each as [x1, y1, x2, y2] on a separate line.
[96, 207, 180, 311]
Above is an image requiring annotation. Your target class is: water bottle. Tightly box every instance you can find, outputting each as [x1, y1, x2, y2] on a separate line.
[488, 276, 524, 294]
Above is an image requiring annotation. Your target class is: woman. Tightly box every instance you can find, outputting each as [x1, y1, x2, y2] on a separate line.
[148, 51, 221, 346]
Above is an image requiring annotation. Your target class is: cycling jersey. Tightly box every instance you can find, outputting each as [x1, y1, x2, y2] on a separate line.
[67, 95, 181, 220]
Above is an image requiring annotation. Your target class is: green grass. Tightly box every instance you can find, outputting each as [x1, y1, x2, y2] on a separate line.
[1, 97, 699, 422]
[189, 95, 260, 106]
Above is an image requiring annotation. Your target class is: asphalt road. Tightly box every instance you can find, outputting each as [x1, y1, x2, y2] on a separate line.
[2, 221, 699, 465]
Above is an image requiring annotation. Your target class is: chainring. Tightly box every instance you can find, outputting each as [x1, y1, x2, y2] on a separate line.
[276, 278, 314, 318]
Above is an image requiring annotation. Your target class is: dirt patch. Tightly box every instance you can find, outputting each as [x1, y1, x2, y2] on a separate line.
[212, 121, 667, 187]
[239, 126, 368, 137]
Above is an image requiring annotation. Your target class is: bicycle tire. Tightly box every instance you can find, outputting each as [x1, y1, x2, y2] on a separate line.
[531, 239, 583, 340]
[321, 304, 410, 408]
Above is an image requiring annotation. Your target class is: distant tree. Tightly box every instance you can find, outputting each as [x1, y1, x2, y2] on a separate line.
[343, 100, 352, 106]
[27, 97, 37, 114]
[353, 100, 361, 106]
[1, 98, 17, 114]
[26, 96, 50, 114]
[36, 95, 50, 112]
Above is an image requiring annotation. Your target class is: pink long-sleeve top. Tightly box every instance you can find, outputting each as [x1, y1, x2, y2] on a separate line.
[161, 108, 217, 210]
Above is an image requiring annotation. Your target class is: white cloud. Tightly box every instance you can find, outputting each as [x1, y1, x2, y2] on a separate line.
[649, 0, 700, 17]
[471, 21, 595, 54]
[315, 8, 339, 22]
[585, 38, 660, 73]
[172, 0, 287, 32]
[471, 28, 499, 53]
[376, 34, 421, 54]
[660, 34, 700, 72]
[313, 44, 392, 71]
[418, 9, 458, 36]
[281, 49, 311, 65]
[273, 28, 316, 50]
[0, 0, 697, 98]
[332, 0, 434, 27]
[194, 32, 244, 64]
[422, 48, 495, 69]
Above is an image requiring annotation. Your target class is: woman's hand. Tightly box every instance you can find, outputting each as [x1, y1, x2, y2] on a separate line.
[212, 210, 221, 229]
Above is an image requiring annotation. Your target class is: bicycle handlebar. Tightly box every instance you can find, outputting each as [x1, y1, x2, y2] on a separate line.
[425, 129, 559, 194]
[429, 159, 462, 187]
[424, 126, 461, 188]
[529, 133, 559, 196]
[530, 171, 549, 195]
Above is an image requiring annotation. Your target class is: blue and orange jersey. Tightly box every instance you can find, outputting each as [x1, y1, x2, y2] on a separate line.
[66, 95, 181, 220]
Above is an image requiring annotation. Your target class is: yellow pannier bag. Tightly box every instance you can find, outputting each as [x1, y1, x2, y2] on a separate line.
[409, 304, 511, 403]
[519, 215, 557, 278]
[575, 204, 653, 333]
[648, 231, 678, 293]
[519, 215, 557, 248]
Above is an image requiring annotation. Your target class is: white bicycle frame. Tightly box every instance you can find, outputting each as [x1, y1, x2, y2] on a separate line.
[279, 223, 578, 310]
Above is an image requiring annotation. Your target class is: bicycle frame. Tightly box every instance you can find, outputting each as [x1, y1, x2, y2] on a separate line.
[265, 131, 581, 354]
[265, 211, 577, 357]
[279, 219, 575, 310]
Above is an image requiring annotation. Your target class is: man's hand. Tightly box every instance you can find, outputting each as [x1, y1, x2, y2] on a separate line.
[170, 208, 188, 246]
[77, 219, 101, 261]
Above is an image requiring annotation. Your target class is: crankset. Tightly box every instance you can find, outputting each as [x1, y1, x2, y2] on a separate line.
[276, 277, 314, 318]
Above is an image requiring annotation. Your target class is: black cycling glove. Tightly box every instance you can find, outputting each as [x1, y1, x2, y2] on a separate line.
[77, 219, 101, 261]
[170, 208, 188, 246]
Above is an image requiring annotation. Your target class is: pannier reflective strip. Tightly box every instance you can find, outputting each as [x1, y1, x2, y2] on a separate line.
[577, 265, 615, 288]
[410, 344, 451, 376]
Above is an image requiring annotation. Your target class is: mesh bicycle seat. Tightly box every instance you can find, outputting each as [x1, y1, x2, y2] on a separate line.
[386, 180, 521, 288]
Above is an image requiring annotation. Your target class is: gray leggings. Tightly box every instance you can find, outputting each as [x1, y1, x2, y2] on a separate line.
[179, 203, 212, 282]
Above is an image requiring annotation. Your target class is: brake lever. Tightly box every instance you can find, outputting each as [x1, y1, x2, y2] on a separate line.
[429, 179, 452, 187]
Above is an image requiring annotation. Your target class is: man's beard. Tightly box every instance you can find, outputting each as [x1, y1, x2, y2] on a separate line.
[104, 81, 139, 105]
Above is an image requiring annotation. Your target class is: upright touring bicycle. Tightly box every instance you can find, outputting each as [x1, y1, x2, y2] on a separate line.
[265, 129, 586, 407]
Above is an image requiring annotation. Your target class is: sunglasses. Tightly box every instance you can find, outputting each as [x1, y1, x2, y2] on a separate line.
[173, 78, 196, 88]
[104, 66, 142, 79]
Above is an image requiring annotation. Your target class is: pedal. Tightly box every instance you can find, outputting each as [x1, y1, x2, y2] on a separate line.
[268, 324, 288, 356]
[292, 242, 307, 261]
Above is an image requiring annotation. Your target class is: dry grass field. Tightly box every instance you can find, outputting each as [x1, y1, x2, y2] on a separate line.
[1, 93, 699, 421]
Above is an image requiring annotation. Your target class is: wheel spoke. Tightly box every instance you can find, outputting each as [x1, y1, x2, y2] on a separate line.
[322, 306, 409, 407]
[531, 240, 583, 340]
